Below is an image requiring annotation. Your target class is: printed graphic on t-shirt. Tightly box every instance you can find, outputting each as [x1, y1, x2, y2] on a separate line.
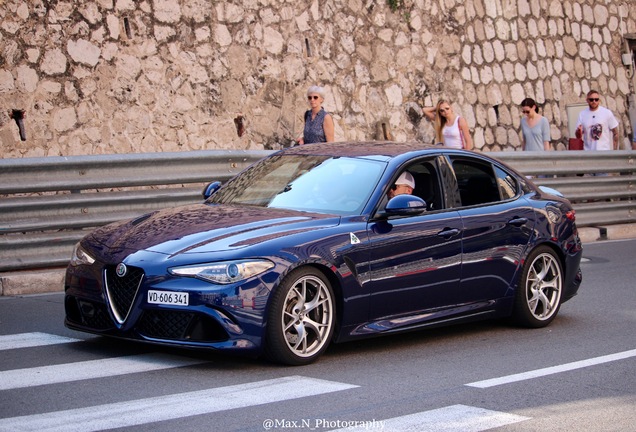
[590, 124, 602, 140]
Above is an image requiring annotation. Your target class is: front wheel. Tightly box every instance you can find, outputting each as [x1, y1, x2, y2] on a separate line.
[513, 246, 563, 328]
[264, 267, 335, 365]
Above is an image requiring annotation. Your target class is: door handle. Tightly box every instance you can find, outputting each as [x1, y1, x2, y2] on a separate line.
[438, 228, 460, 239]
[508, 217, 528, 226]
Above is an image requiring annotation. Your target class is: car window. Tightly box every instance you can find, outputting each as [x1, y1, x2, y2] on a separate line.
[494, 165, 518, 200]
[208, 154, 385, 215]
[451, 159, 501, 206]
[404, 159, 444, 211]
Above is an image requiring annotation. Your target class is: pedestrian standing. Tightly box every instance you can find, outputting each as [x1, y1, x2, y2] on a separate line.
[423, 100, 474, 150]
[297, 86, 335, 145]
[575, 90, 619, 151]
[520, 98, 551, 151]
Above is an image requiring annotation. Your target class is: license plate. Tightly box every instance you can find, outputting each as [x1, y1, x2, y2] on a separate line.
[147, 290, 189, 306]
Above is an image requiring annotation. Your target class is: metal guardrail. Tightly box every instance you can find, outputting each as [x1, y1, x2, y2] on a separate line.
[0, 149, 634, 272]
[0, 150, 271, 194]
[492, 150, 635, 227]
[0, 150, 270, 272]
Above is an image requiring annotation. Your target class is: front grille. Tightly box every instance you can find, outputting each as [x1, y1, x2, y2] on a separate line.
[105, 265, 145, 324]
[138, 310, 194, 340]
[138, 310, 229, 342]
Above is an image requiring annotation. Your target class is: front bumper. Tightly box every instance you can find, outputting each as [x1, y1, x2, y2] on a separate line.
[64, 264, 269, 354]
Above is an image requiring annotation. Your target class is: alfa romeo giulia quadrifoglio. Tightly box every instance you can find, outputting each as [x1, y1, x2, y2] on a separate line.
[65, 142, 582, 365]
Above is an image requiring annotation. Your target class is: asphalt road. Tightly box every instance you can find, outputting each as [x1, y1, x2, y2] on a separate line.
[0, 239, 634, 432]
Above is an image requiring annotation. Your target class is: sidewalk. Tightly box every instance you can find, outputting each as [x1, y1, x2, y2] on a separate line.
[1, 224, 635, 297]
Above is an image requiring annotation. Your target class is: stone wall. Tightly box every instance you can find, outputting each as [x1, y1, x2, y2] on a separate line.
[1, 0, 635, 158]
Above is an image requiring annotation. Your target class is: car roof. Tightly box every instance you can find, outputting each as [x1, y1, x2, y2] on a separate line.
[279, 141, 446, 159]
[278, 142, 534, 191]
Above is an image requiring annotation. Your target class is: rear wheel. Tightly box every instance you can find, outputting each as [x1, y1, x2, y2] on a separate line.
[513, 246, 563, 327]
[264, 267, 335, 365]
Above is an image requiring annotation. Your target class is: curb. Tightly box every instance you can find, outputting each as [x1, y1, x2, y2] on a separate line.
[2, 224, 635, 297]
[577, 223, 636, 243]
[0, 268, 65, 297]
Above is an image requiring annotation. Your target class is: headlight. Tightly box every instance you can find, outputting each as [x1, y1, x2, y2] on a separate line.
[69, 243, 95, 266]
[169, 259, 275, 284]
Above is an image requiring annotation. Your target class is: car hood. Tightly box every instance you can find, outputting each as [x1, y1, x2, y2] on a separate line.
[86, 203, 340, 257]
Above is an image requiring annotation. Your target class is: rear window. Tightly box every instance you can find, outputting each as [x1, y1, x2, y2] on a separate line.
[452, 159, 501, 206]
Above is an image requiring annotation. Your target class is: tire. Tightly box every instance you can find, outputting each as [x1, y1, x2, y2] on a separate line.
[264, 267, 335, 365]
[513, 246, 563, 328]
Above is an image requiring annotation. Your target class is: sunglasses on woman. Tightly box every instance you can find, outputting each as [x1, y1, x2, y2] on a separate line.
[308, 95, 320, 100]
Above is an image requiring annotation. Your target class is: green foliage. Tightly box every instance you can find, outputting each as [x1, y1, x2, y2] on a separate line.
[387, 0, 410, 22]
[387, 0, 401, 12]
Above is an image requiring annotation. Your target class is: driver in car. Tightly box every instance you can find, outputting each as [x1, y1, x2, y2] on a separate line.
[387, 171, 415, 199]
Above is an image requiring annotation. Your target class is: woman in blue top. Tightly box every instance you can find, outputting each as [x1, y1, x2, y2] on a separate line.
[520, 98, 551, 151]
[298, 86, 335, 144]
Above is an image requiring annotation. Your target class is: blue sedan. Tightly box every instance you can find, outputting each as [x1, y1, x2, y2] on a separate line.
[64, 142, 583, 365]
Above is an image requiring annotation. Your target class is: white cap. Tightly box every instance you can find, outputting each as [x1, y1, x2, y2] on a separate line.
[395, 171, 415, 189]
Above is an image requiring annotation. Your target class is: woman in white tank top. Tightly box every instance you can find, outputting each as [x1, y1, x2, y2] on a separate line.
[423, 100, 474, 150]
[442, 115, 463, 148]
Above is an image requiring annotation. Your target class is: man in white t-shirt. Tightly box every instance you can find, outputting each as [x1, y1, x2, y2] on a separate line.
[575, 90, 619, 151]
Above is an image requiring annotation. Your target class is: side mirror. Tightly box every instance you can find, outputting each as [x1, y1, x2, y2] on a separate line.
[385, 194, 427, 216]
[202, 181, 222, 200]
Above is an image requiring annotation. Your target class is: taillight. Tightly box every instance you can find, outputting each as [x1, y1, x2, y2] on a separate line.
[565, 210, 576, 221]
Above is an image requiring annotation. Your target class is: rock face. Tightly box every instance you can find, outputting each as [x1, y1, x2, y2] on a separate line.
[1, 0, 635, 157]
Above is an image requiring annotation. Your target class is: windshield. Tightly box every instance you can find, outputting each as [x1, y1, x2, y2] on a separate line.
[208, 154, 386, 215]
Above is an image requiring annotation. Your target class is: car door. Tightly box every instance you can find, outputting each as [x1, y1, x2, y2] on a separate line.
[451, 157, 536, 305]
[365, 157, 463, 328]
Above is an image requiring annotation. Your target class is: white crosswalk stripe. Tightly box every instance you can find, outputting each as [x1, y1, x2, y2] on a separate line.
[0, 376, 359, 432]
[0, 353, 207, 391]
[330, 404, 529, 432]
[0, 332, 532, 432]
[0, 332, 81, 350]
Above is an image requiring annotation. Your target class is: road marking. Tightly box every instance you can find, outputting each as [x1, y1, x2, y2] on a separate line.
[466, 348, 636, 388]
[0, 353, 206, 391]
[0, 376, 358, 432]
[332, 404, 529, 432]
[0, 332, 81, 351]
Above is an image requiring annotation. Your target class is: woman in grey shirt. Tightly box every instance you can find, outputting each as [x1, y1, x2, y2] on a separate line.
[520, 98, 551, 151]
